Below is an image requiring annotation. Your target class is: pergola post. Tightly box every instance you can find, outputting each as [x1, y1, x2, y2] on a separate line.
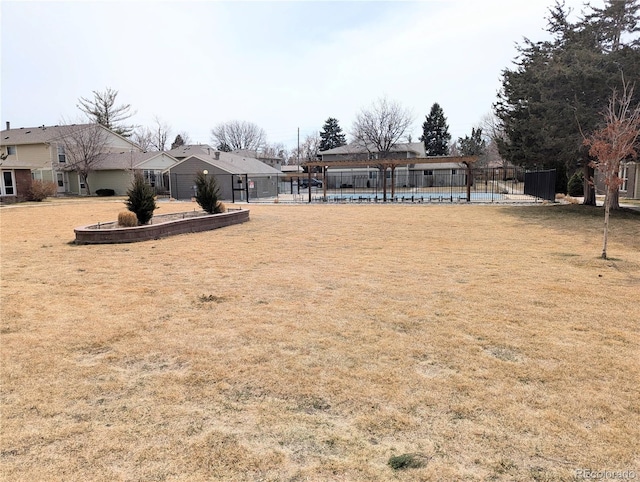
[381, 165, 387, 202]
[391, 165, 396, 199]
[466, 162, 472, 202]
[323, 165, 327, 201]
[300, 156, 479, 204]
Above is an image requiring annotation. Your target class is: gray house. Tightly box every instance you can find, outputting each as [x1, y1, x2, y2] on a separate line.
[165, 145, 282, 201]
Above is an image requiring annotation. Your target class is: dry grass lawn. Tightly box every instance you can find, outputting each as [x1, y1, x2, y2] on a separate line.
[1, 199, 639, 481]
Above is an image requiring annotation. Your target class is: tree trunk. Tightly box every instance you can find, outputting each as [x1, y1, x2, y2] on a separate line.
[602, 186, 611, 259]
[583, 164, 596, 206]
[81, 173, 92, 196]
[609, 188, 620, 210]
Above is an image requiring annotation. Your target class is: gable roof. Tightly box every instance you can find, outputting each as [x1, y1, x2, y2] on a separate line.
[320, 141, 426, 157]
[166, 148, 282, 175]
[166, 144, 218, 159]
[89, 151, 179, 170]
[1, 124, 141, 150]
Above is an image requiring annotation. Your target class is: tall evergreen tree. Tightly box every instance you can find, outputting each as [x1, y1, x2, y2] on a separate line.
[458, 127, 487, 156]
[494, 0, 640, 199]
[420, 103, 451, 156]
[319, 118, 347, 151]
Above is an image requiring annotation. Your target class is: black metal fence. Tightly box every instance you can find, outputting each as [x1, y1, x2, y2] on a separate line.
[524, 169, 557, 201]
[168, 167, 555, 204]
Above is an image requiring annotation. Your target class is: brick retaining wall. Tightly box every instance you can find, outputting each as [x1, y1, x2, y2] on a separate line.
[74, 209, 249, 244]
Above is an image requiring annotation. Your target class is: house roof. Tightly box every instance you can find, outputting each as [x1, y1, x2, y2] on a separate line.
[0, 124, 140, 149]
[166, 144, 218, 159]
[90, 151, 179, 170]
[320, 141, 426, 157]
[411, 161, 467, 170]
[166, 146, 282, 175]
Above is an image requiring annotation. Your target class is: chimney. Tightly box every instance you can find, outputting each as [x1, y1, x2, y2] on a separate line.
[5, 121, 9, 130]
[215, 151, 220, 160]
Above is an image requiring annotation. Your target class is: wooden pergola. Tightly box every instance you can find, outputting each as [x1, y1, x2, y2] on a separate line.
[301, 155, 479, 202]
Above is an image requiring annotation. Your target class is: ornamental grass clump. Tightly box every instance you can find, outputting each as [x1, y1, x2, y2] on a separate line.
[117, 211, 138, 227]
[125, 173, 157, 225]
[194, 171, 224, 214]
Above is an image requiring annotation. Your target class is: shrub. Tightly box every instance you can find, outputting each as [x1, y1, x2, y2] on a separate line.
[217, 202, 227, 213]
[28, 180, 57, 202]
[125, 173, 157, 225]
[567, 170, 584, 197]
[95, 188, 115, 196]
[194, 171, 224, 214]
[117, 211, 138, 227]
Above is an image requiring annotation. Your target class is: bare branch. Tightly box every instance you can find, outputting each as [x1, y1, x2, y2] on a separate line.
[210, 121, 267, 151]
[583, 74, 640, 258]
[350, 97, 414, 158]
[77, 87, 135, 137]
[56, 124, 110, 196]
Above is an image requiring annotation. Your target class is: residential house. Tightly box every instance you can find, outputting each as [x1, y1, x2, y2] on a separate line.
[78, 151, 178, 196]
[0, 122, 143, 201]
[594, 161, 640, 200]
[318, 141, 470, 189]
[165, 145, 282, 201]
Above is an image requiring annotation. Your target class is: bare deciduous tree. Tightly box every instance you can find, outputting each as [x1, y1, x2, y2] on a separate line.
[57, 124, 110, 196]
[77, 87, 135, 137]
[301, 133, 320, 163]
[132, 127, 153, 151]
[151, 116, 171, 152]
[261, 142, 289, 160]
[211, 120, 266, 151]
[132, 117, 173, 152]
[351, 97, 413, 200]
[583, 76, 640, 259]
[351, 97, 414, 159]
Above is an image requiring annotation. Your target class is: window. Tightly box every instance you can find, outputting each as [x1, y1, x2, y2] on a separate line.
[143, 170, 157, 187]
[451, 169, 457, 175]
[1, 170, 15, 196]
[6, 146, 16, 156]
[423, 170, 433, 176]
[620, 163, 628, 191]
[57, 145, 66, 163]
[368, 171, 378, 180]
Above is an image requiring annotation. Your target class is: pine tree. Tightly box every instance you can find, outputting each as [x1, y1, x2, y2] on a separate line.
[494, 0, 640, 199]
[125, 173, 157, 225]
[420, 103, 451, 156]
[457, 127, 486, 156]
[171, 134, 185, 150]
[319, 118, 347, 151]
[194, 171, 223, 214]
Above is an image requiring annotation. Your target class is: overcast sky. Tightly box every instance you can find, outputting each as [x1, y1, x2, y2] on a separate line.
[2, 0, 595, 149]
